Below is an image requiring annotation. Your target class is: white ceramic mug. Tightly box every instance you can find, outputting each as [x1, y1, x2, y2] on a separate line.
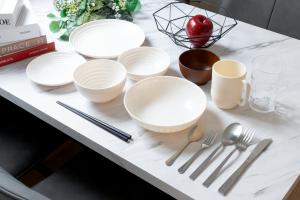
[211, 59, 250, 109]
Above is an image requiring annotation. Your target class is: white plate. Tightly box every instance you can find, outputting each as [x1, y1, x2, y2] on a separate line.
[118, 47, 170, 81]
[124, 76, 207, 133]
[26, 52, 86, 86]
[69, 19, 145, 58]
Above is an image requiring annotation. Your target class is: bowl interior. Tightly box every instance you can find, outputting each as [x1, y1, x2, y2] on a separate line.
[119, 47, 170, 76]
[74, 59, 126, 90]
[125, 77, 206, 127]
[179, 49, 219, 71]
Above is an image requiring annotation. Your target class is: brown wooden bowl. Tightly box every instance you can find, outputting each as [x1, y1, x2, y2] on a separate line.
[179, 49, 220, 85]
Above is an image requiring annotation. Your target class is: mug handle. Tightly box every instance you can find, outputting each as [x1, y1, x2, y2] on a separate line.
[239, 80, 251, 106]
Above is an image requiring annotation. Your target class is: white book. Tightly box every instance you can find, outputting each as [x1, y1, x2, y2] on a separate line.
[0, 0, 40, 44]
[0, 0, 24, 29]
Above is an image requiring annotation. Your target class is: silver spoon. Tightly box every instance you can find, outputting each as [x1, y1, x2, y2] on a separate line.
[203, 127, 255, 187]
[189, 123, 243, 180]
[166, 125, 203, 166]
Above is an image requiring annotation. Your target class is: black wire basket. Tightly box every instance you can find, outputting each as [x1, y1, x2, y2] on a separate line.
[153, 1, 237, 49]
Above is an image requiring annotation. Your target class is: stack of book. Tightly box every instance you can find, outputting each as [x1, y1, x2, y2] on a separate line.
[0, 0, 55, 67]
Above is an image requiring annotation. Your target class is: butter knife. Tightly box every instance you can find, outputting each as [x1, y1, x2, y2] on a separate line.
[218, 138, 273, 195]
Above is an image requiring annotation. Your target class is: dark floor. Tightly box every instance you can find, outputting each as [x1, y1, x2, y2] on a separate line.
[0, 96, 174, 199]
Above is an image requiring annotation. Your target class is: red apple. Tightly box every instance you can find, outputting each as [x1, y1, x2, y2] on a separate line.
[186, 15, 213, 47]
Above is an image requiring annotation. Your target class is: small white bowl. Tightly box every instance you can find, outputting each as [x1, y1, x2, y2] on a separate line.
[124, 76, 207, 133]
[118, 47, 170, 81]
[73, 59, 127, 103]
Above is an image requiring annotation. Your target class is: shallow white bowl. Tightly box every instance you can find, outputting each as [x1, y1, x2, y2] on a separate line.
[69, 19, 145, 58]
[73, 59, 127, 103]
[124, 76, 207, 133]
[118, 47, 170, 81]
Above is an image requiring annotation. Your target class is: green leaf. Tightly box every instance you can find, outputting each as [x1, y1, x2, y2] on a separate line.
[89, 12, 104, 21]
[47, 13, 62, 21]
[76, 11, 90, 25]
[59, 31, 70, 41]
[134, 1, 141, 12]
[121, 13, 133, 21]
[49, 21, 61, 33]
[79, 0, 87, 10]
[88, 1, 103, 11]
[126, 0, 140, 12]
[47, 13, 56, 18]
[66, 20, 76, 29]
[59, 20, 67, 29]
[76, 0, 87, 16]
[60, 9, 67, 17]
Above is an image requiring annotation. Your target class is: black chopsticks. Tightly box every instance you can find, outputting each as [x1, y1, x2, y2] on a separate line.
[56, 101, 132, 143]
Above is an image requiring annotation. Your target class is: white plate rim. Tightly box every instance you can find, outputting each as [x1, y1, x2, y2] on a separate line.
[69, 19, 146, 59]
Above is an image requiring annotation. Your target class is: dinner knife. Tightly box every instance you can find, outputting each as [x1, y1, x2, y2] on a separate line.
[218, 138, 273, 195]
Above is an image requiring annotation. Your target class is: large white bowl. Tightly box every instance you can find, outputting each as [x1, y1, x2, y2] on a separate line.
[124, 76, 207, 133]
[118, 47, 170, 81]
[73, 59, 127, 103]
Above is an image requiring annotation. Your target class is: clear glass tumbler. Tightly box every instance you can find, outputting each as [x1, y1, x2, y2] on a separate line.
[249, 56, 283, 113]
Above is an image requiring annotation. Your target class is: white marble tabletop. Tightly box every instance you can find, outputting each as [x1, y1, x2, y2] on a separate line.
[1, 0, 300, 199]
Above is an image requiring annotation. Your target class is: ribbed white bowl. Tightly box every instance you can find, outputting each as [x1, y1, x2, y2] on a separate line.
[73, 59, 127, 103]
[118, 47, 170, 81]
[124, 76, 207, 133]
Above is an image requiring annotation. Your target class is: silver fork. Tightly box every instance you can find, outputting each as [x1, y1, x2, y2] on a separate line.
[178, 132, 217, 174]
[203, 127, 255, 187]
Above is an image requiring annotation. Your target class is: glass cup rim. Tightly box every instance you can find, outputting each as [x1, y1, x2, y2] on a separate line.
[252, 55, 284, 74]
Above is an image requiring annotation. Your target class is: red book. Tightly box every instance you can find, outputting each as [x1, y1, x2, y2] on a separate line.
[0, 35, 47, 56]
[0, 42, 55, 67]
